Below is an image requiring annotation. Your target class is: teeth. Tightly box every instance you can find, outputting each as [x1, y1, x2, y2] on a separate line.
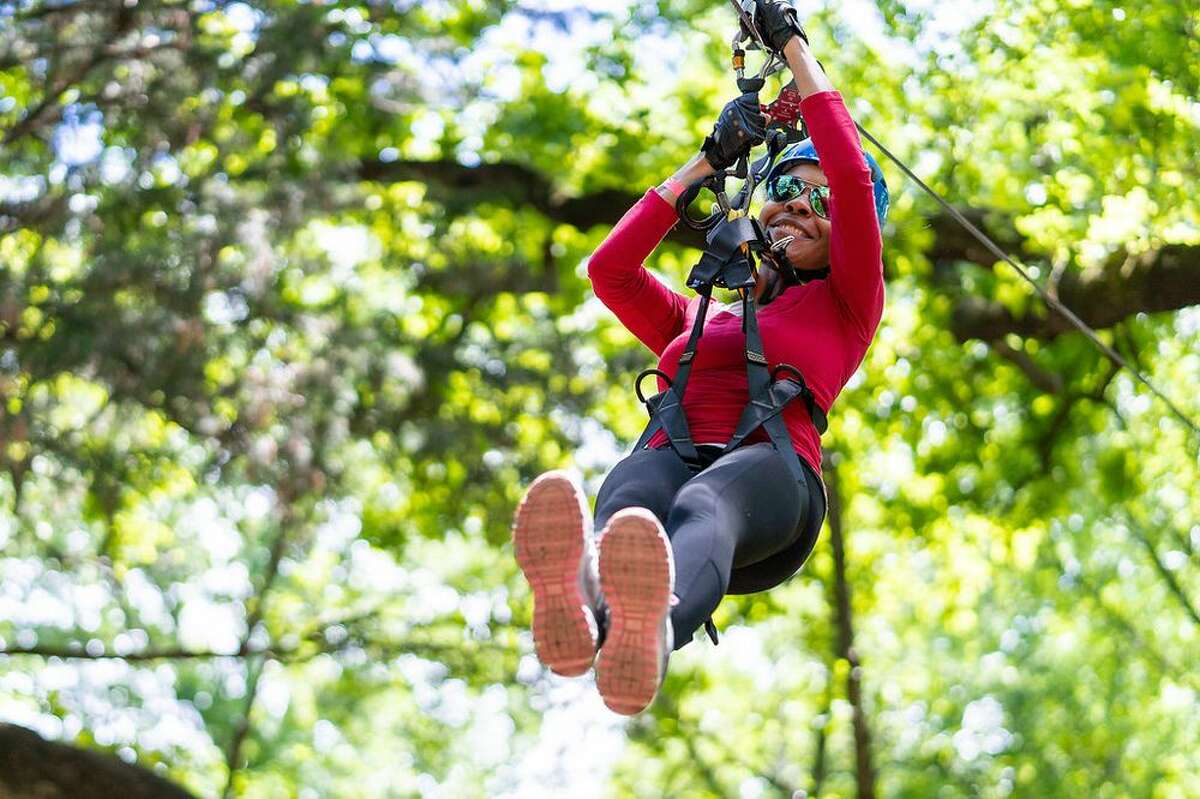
[770, 223, 808, 240]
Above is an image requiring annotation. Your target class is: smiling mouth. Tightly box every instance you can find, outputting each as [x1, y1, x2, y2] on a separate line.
[768, 222, 813, 242]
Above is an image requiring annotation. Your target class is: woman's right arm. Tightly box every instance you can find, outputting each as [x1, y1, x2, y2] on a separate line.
[587, 156, 714, 355]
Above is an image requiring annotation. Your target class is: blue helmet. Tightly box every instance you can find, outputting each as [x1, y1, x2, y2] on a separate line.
[764, 138, 889, 226]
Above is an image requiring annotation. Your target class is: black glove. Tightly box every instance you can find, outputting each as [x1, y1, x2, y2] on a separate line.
[701, 86, 767, 172]
[745, 0, 808, 57]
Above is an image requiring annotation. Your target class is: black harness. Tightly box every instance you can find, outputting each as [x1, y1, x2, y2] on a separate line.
[630, 212, 827, 485]
[626, 28, 833, 644]
[632, 89, 828, 488]
[628, 197, 829, 646]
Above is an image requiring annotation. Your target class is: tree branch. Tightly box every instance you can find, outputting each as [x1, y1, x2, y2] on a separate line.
[222, 488, 301, 799]
[1, 5, 138, 146]
[0, 645, 258, 661]
[824, 453, 878, 799]
[358, 158, 1200, 337]
[655, 691, 800, 797]
[1053, 551, 1195, 687]
[992, 339, 1064, 395]
[354, 158, 710, 251]
[1129, 518, 1200, 628]
[1036, 360, 1120, 472]
[952, 244, 1200, 342]
[0, 722, 198, 799]
[13, 0, 109, 23]
[0, 635, 508, 665]
[925, 206, 1034, 270]
[222, 655, 264, 799]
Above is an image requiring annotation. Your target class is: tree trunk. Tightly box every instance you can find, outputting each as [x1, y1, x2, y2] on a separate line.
[810, 677, 833, 796]
[824, 457, 878, 799]
[0, 724, 197, 799]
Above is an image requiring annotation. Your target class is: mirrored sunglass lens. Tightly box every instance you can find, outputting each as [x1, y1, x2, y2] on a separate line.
[768, 176, 800, 202]
[768, 177, 831, 216]
[811, 187, 830, 217]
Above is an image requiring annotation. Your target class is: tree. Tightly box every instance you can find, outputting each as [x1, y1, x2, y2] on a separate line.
[1, 0, 1197, 795]
[0, 723, 197, 799]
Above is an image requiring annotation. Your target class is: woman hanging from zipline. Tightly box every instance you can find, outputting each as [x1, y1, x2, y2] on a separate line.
[512, 0, 889, 715]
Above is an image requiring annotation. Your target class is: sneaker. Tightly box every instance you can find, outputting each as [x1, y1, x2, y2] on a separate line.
[512, 470, 602, 677]
[595, 507, 675, 715]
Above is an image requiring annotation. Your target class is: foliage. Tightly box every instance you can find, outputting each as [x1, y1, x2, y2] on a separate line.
[0, 1, 1197, 797]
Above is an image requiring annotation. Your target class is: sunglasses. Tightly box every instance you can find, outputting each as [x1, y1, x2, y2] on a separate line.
[765, 175, 832, 220]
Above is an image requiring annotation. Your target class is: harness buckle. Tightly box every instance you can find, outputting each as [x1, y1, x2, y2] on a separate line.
[770, 362, 807, 385]
[635, 368, 674, 406]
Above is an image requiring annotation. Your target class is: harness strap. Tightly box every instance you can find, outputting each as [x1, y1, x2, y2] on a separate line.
[628, 217, 827, 648]
[707, 292, 822, 483]
[635, 221, 753, 468]
[632, 288, 716, 468]
[634, 217, 827, 476]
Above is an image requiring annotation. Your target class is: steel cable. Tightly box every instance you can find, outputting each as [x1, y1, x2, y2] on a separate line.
[855, 123, 1200, 439]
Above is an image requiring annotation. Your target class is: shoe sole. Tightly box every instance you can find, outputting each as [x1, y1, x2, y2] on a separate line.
[596, 508, 673, 716]
[512, 471, 598, 677]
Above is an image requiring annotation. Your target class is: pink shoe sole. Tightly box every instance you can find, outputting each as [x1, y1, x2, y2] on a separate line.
[596, 508, 674, 716]
[512, 471, 598, 677]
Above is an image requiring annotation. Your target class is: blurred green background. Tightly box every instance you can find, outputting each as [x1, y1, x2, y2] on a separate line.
[0, 1, 1197, 797]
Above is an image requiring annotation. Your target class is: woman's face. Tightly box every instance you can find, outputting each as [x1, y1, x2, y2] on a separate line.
[759, 162, 831, 272]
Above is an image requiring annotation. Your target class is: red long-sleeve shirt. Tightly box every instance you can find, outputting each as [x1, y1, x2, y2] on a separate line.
[586, 91, 883, 476]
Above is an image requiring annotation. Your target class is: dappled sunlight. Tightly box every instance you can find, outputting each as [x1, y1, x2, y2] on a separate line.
[1, 0, 1198, 796]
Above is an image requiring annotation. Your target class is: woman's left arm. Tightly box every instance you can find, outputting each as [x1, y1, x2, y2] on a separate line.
[784, 38, 884, 341]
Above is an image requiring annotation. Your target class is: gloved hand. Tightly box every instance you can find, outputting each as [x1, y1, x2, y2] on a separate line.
[745, 0, 809, 57]
[701, 88, 767, 172]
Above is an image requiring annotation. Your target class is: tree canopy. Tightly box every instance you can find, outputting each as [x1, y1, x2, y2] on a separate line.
[1, 1, 1197, 797]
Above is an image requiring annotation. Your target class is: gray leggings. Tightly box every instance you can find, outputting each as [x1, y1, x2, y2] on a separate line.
[594, 442, 824, 649]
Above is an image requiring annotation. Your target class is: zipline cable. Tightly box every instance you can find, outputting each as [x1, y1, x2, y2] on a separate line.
[717, 3, 1195, 438]
[855, 123, 1200, 439]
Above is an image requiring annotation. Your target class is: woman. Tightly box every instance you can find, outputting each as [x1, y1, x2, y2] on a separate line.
[512, 1, 888, 715]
